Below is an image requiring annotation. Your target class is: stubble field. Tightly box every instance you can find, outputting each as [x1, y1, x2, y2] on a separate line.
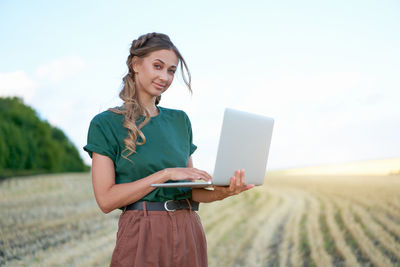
[1, 172, 400, 266]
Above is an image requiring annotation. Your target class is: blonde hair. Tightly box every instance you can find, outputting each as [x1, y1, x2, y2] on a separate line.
[110, 32, 192, 160]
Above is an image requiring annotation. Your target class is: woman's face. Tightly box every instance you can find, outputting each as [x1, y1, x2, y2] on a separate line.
[133, 49, 178, 101]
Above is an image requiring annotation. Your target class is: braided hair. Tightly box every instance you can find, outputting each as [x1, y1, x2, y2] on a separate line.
[110, 33, 192, 160]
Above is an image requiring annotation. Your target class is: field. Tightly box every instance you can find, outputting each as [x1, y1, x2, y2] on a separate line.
[1, 167, 400, 266]
[201, 174, 400, 267]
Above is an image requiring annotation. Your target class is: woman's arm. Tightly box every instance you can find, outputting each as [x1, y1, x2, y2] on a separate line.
[189, 157, 254, 203]
[91, 153, 211, 213]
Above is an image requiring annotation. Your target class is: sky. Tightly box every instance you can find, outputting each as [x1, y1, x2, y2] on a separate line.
[1, 0, 399, 172]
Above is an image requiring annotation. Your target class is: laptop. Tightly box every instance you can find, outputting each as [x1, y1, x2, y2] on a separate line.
[151, 108, 274, 188]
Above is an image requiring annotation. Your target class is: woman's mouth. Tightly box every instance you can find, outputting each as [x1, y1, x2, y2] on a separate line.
[153, 82, 165, 90]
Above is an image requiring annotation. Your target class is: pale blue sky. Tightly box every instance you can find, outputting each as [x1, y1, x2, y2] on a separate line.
[1, 0, 399, 171]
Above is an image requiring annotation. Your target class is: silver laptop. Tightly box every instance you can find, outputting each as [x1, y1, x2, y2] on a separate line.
[151, 108, 274, 188]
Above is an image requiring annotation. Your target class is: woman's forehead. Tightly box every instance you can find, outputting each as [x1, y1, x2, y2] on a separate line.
[146, 49, 178, 66]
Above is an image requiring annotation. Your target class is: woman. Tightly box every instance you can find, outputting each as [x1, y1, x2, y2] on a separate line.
[84, 32, 254, 267]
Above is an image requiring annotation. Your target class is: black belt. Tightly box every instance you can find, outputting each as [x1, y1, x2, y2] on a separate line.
[125, 199, 199, 212]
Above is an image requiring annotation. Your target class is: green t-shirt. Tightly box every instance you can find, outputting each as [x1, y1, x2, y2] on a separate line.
[83, 106, 197, 203]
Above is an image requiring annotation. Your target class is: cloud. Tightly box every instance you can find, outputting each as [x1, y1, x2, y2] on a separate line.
[35, 56, 86, 82]
[0, 55, 86, 103]
[0, 71, 37, 101]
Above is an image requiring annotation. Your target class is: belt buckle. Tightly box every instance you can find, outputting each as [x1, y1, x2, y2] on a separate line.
[164, 200, 176, 212]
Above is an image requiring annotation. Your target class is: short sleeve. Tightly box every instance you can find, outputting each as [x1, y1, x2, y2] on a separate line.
[83, 115, 118, 162]
[183, 112, 197, 155]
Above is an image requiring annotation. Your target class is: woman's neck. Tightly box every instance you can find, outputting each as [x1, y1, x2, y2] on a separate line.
[139, 97, 158, 117]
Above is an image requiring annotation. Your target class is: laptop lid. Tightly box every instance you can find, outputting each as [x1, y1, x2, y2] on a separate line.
[211, 108, 274, 186]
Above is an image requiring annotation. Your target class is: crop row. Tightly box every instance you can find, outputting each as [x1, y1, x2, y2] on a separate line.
[1, 173, 400, 266]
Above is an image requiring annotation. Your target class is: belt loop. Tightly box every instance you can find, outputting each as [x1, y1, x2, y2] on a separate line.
[185, 199, 192, 211]
[122, 205, 127, 214]
[142, 201, 148, 216]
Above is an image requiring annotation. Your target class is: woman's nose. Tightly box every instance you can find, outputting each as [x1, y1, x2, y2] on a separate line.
[159, 71, 169, 82]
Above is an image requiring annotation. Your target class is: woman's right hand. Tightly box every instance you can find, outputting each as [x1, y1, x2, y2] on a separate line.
[165, 167, 212, 182]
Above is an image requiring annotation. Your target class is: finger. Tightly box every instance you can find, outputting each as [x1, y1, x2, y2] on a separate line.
[170, 168, 208, 181]
[235, 170, 241, 188]
[245, 184, 255, 190]
[197, 169, 212, 181]
[181, 170, 203, 181]
[184, 171, 206, 181]
[191, 168, 212, 181]
[229, 176, 236, 191]
[195, 176, 209, 181]
[240, 169, 245, 186]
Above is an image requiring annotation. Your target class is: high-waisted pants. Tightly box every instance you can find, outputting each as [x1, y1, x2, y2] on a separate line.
[110, 205, 208, 267]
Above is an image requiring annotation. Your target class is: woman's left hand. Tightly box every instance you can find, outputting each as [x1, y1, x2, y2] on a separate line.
[212, 169, 255, 200]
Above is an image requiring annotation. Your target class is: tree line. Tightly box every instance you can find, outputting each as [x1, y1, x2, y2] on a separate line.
[0, 97, 88, 178]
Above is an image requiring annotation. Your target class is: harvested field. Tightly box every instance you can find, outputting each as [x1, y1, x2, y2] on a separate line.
[1, 172, 400, 266]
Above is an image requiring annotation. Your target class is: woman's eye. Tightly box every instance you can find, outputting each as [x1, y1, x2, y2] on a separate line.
[169, 69, 176, 74]
[154, 64, 161, 69]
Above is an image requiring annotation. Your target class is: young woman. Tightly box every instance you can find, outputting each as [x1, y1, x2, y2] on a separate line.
[84, 32, 254, 267]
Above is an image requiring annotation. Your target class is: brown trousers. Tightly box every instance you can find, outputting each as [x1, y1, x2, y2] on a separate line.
[110, 206, 208, 267]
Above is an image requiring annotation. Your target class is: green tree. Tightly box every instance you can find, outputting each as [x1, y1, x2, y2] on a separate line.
[0, 97, 88, 178]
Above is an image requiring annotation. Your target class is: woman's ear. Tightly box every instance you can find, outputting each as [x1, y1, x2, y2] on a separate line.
[132, 56, 141, 73]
